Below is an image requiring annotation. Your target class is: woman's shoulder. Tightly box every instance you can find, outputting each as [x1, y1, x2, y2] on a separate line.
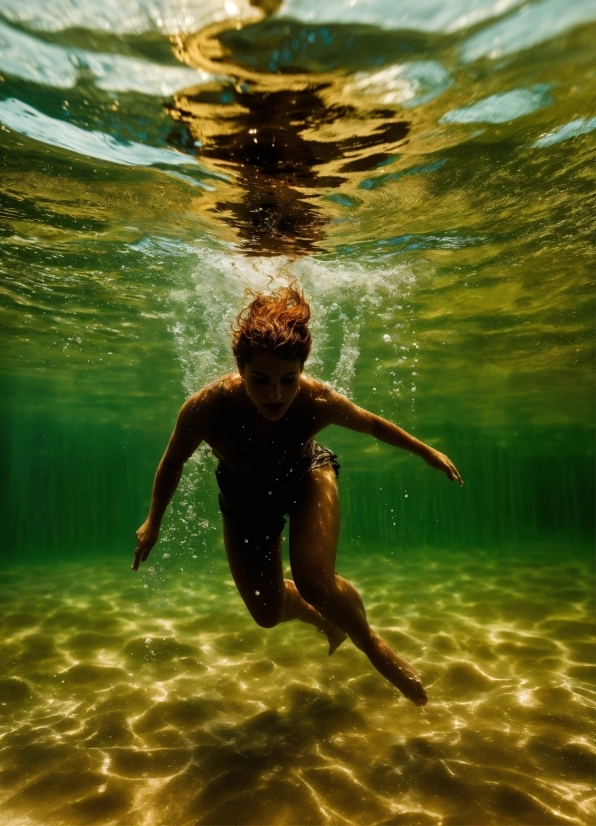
[297, 376, 353, 428]
[219, 372, 247, 403]
[298, 375, 335, 407]
[183, 373, 240, 413]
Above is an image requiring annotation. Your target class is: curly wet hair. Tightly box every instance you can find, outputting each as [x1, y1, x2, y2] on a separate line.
[232, 285, 312, 367]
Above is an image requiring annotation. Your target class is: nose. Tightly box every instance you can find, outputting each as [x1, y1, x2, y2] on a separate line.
[268, 382, 282, 401]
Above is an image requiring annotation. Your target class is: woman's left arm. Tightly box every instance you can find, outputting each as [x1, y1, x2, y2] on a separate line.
[319, 387, 464, 485]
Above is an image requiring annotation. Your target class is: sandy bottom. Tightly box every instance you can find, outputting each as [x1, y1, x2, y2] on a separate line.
[0, 548, 594, 826]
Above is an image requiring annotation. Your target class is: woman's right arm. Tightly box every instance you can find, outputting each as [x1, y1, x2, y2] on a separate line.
[132, 392, 209, 571]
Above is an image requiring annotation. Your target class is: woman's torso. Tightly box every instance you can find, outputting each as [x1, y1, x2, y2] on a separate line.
[201, 373, 324, 478]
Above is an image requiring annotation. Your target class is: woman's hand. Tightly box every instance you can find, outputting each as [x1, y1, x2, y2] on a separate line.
[422, 447, 463, 485]
[132, 519, 160, 571]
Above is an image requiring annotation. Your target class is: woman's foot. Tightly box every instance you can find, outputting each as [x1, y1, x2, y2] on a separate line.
[357, 632, 428, 706]
[387, 652, 428, 706]
[318, 624, 348, 655]
[326, 626, 348, 655]
[399, 670, 428, 706]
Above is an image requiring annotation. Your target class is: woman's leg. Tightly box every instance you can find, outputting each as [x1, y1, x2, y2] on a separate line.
[222, 516, 347, 652]
[289, 465, 428, 706]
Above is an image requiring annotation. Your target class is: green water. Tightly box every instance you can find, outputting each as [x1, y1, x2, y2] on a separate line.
[0, 1, 594, 824]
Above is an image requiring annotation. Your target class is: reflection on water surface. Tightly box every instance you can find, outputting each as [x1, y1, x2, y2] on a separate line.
[167, 14, 415, 254]
[166, 76, 409, 255]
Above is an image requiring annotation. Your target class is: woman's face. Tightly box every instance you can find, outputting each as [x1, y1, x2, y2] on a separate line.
[239, 351, 303, 421]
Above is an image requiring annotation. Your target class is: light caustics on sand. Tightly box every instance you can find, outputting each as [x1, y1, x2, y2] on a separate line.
[0, 552, 594, 825]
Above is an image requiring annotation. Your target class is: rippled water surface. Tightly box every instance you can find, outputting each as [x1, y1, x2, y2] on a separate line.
[1, 1, 594, 824]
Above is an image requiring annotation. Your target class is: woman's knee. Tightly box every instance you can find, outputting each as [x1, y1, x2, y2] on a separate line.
[245, 592, 285, 628]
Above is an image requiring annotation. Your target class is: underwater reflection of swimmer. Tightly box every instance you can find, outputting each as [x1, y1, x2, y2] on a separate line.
[132, 287, 463, 706]
[165, 17, 409, 254]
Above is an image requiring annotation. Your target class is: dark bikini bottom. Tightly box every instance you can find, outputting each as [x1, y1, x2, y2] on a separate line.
[215, 443, 340, 545]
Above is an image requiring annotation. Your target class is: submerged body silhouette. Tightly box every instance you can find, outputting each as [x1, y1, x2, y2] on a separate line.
[133, 287, 462, 706]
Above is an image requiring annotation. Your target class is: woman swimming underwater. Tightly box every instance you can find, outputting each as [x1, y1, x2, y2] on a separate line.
[132, 286, 463, 706]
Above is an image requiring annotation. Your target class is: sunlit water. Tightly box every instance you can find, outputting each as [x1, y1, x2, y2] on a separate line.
[1, 1, 594, 824]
